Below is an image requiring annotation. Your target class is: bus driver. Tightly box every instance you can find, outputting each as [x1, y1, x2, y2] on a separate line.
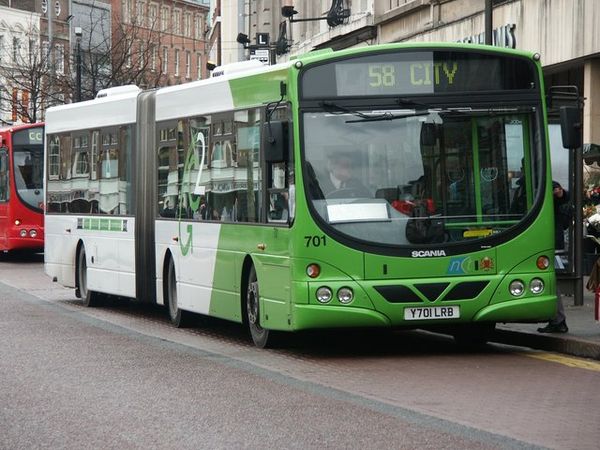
[319, 150, 371, 198]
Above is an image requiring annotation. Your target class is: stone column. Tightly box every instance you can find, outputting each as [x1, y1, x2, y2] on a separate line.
[584, 59, 600, 146]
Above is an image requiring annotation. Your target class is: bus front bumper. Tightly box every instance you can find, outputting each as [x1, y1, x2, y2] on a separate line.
[289, 295, 556, 331]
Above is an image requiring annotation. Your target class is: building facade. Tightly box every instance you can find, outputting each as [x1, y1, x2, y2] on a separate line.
[266, 0, 599, 164]
[0, 6, 40, 124]
[115, 0, 210, 88]
[0, 1, 71, 123]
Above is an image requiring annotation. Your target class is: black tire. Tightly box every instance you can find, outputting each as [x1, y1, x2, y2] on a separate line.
[453, 323, 496, 348]
[246, 266, 282, 348]
[77, 246, 102, 307]
[166, 257, 194, 328]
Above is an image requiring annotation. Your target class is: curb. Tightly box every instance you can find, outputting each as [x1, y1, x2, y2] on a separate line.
[492, 329, 600, 360]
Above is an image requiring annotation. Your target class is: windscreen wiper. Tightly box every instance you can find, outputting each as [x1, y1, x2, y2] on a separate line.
[319, 101, 390, 120]
[319, 101, 432, 123]
[345, 110, 431, 123]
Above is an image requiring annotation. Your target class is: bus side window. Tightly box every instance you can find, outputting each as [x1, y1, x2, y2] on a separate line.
[264, 108, 292, 224]
[234, 108, 262, 223]
[0, 149, 8, 202]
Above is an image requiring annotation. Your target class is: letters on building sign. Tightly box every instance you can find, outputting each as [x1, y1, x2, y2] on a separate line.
[459, 24, 516, 49]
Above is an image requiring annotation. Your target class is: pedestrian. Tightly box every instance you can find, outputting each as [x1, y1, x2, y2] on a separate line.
[538, 181, 571, 333]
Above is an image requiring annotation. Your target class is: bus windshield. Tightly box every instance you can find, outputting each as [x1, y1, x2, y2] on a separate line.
[13, 128, 44, 212]
[303, 107, 542, 246]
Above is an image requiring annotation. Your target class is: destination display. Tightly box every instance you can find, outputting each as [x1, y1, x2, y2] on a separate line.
[12, 127, 44, 146]
[301, 50, 537, 99]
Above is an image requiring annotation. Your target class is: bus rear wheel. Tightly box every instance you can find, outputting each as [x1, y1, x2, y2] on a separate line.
[246, 266, 281, 348]
[166, 257, 194, 328]
[77, 246, 102, 307]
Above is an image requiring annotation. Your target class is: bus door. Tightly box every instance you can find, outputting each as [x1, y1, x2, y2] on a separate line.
[421, 115, 531, 240]
[0, 146, 9, 249]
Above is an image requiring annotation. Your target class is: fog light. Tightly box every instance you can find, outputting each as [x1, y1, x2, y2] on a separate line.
[536, 256, 550, 270]
[20, 229, 27, 237]
[509, 280, 525, 296]
[530, 278, 544, 294]
[29, 229, 38, 238]
[337, 287, 354, 304]
[316, 286, 332, 303]
[306, 264, 321, 278]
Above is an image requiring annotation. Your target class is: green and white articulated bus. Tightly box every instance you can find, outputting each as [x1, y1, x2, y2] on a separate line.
[45, 43, 575, 348]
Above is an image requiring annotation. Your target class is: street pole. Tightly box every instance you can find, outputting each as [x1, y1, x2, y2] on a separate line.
[574, 133, 584, 305]
[485, 0, 493, 45]
[46, 2, 54, 106]
[75, 27, 82, 102]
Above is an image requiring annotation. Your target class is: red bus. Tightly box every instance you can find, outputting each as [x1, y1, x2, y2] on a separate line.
[0, 123, 44, 253]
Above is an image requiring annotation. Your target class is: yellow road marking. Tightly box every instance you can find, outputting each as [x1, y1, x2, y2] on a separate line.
[520, 352, 600, 372]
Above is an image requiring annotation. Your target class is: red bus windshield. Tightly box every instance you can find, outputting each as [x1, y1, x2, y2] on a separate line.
[12, 128, 44, 212]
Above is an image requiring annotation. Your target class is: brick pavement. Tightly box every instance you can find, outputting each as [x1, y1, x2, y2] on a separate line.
[496, 278, 600, 360]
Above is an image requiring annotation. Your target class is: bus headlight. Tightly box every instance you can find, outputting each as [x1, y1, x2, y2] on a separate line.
[530, 278, 544, 294]
[29, 229, 38, 238]
[20, 229, 27, 238]
[14, 219, 21, 226]
[509, 280, 525, 297]
[337, 287, 354, 304]
[316, 287, 333, 303]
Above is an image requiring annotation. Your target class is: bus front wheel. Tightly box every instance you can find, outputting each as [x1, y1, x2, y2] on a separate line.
[246, 266, 281, 348]
[166, 257, 194, 328]
[77, 246, 102, 307]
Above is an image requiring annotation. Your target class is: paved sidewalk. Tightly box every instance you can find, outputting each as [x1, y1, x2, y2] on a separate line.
[495, 279, 600, 360]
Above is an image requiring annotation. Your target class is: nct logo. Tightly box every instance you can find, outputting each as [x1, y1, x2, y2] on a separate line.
[448, 257, 470, 275]
[447, 256, 494, 274]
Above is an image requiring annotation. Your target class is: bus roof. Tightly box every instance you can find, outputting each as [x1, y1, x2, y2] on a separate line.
[155, 60, 294, 122]
[45, 87, 140, 134]
[44, 42, 539, 134]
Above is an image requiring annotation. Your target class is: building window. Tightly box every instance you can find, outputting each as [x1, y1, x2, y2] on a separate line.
[136, 1, 145, 26]
[151, 44, 157, 71]
[48, 136, 60, 179]
[161, 6, 169, 32]
[28, 39, 36, 62]
[138, 40, 145, 69]
[12, 37, 21, 63]
[162, 47, 168, 74]
[194, 15, 202, 40]
[197, 54, 202, 80]
[174, 49, 180, 76]
[149, 3, 158, 29]
[184, 13, 191, 37]
[173, 9, 181, 35]
[185, 51, 191, 78]
[55, 44, 64, 74]
[74, 150, 89, 177]
[41, 41, 49, 69]
[126, 43, 132, 68]
[122, 0, 132, 23]
[91, 130, 99, 180]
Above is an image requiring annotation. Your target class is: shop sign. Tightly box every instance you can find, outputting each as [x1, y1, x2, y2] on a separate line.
[459, 23, 516, 49]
